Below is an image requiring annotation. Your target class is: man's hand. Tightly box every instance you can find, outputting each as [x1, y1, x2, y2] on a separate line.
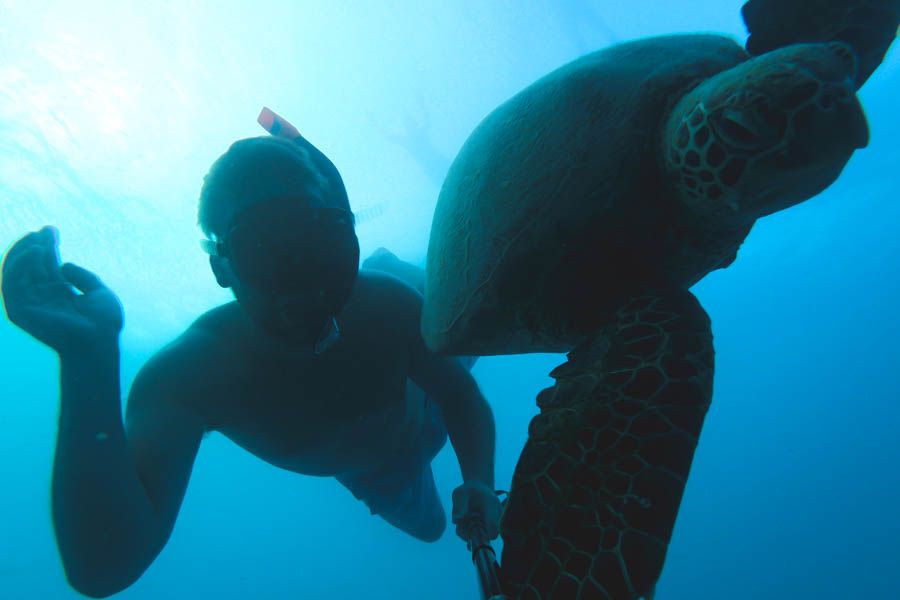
[452, 480, 502, 542]
[2, 226, 123, 355]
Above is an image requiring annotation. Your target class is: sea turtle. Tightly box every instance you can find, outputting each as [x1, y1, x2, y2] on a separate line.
[421, 1, 899, 598]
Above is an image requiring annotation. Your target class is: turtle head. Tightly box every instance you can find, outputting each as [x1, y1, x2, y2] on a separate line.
[663, 42, 869, 225]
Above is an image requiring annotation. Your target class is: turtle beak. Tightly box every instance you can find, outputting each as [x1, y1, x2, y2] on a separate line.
[852, 113, 869, 150]
[795, 79, 869, 154]
[842, 91, 869, 150]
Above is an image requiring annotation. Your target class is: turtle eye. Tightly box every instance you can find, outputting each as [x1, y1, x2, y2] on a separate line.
[715, 108, 766, 150]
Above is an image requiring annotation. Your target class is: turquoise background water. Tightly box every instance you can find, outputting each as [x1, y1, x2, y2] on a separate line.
[1, 1, 898, 598]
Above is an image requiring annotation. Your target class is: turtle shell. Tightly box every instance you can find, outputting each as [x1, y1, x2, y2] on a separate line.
[423, 35, 748, 356]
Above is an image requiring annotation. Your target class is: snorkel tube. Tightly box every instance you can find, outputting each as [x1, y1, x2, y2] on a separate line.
[256, 107, 358, 355]
[258, 106, 301, 140]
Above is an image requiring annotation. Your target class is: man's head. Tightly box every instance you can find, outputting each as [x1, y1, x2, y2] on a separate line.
[199, 135, 350, 237]
[199, 136, 359, 350]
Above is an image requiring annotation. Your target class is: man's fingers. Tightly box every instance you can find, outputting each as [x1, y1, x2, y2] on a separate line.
[3, 281, 73, 325]
[60, 263, 106, 294]
[484, 512, 501, 540]
[451, 484, 504, 542]
[451, 502, 466, 522]
[40, 232, 62, 279]
[2, 233, 38, 275]
[2, 227, 59, 286]
[455, 514, 500, 542]
[2, 227, 56, 270]
[1, 244, 46, 293]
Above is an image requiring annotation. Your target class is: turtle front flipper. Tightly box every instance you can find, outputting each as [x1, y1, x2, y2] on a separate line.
[499, 290, 714, 600]
[741, 0, 900, 86]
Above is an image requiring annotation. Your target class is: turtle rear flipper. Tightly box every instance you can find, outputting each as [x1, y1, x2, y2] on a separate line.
[499, 290, 714, 599]
[741, 0, 900, 86]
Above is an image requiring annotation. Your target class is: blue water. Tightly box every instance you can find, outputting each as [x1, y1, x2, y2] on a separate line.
[1, 1, 898, 598]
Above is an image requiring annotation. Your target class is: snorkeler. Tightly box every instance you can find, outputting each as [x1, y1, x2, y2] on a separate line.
[0, 113, 501, 597]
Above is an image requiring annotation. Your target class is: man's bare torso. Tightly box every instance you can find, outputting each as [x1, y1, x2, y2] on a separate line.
[172, 272, 428, 478]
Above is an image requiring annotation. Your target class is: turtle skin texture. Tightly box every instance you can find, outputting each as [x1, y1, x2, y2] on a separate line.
[500, 290, 713, 600]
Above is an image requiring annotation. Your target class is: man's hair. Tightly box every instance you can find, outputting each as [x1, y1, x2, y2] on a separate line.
[198, 136, 350, 237]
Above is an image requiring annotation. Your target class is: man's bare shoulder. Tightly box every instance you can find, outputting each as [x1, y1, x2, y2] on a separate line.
[128, 303, 244, 412]
[152, 304, 239, 366]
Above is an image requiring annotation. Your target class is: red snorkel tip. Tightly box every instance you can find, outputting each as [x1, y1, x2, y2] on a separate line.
[257, 106, 301, 141]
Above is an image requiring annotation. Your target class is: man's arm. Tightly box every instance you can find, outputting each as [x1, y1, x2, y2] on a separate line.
[393, 282, 499, 537]
[53, 337, 205, 598]
[1, 228, 205, 597]
[408, 347, 495, 488]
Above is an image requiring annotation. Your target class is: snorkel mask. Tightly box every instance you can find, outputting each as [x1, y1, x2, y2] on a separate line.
[201, 108, 360, 353]
[202, 200, 359, 353]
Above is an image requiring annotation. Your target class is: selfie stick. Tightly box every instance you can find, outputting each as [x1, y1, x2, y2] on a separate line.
[466, 521, 507, 600]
